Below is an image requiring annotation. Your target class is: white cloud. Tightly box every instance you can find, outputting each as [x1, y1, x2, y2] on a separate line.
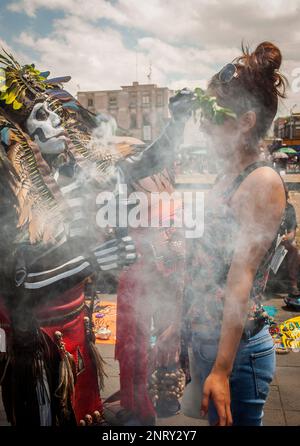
[136, 37, 241, 92]
[168, 78, 208, 92]
[8, 0, 300, 45]
[0, 37, 28, 65]
[278, 58, 300, 115]
[7, 0, 300, 114]
[9, 0, 73, 17]
[16, 14, 232, 94]
[15, 15, 177, 94]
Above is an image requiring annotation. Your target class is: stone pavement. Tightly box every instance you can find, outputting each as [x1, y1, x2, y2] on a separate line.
[1, 292, 300, 427]
[259, 292, 300, 426]
[95, 292, 300, 427]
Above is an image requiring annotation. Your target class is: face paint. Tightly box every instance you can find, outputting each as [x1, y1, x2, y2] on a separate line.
[26, 102, 67, 154]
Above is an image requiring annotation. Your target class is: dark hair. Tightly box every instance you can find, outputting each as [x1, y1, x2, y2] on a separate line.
[208, 41, 287, 147]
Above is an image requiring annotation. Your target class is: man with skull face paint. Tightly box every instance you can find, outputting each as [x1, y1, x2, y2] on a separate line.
[0, 53, 137, 426]
[26, 101, 68, 155]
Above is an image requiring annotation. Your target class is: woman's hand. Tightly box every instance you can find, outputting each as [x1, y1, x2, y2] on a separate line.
[201, 371, 233, 426]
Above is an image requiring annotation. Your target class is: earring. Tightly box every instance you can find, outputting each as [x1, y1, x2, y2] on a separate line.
[243, 135, 252, 151]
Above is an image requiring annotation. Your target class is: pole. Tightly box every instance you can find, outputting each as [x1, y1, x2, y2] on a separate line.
[135, 51, 138, 83]
[290, 104, 297, 139]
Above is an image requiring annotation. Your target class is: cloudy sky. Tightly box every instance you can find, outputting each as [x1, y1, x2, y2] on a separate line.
[0, 0, 300, 115]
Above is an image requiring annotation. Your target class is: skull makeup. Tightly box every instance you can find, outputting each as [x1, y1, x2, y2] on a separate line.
[26, 102, 67, 154]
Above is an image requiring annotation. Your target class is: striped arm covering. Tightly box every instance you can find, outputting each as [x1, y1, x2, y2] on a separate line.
[15, 236, 137, 295]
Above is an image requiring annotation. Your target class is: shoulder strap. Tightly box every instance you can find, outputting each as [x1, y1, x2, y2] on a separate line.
[223, 161, 274, 201]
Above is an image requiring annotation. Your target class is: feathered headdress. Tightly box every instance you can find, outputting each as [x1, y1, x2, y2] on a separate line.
[0, 112, 66, 243]
[0, 49, 71, 120]
[0, 50, 141, 242]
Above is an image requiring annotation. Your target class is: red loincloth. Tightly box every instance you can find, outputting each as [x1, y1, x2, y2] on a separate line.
[39, 284, 103, 423]
[0, 283, 103, 425]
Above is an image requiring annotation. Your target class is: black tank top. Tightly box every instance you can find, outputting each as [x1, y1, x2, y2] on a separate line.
[187, 161, 284, 340]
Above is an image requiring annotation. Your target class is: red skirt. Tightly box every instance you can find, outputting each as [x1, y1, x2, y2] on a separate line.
[0, 283, 103, 425]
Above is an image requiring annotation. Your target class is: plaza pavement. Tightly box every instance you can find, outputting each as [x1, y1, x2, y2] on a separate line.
[96, 292, 300, 427]
[3, 290, 298, 426]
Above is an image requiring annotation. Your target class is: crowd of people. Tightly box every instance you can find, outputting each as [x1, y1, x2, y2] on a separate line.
[0, 41, 298, 428]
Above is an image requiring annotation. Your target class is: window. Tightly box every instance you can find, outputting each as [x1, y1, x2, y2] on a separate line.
[130, 93, 137, 106]
[109, 95, 118, 107]
[130, 114, 137, 129]
[88, 98, 94, 107]
[143, 125, 152, 141]
[142, 94, 150, 105]
[110, 113, 117, 124]
[156, 112, 165, 127]
[143, 114, 150, 126]
[156, 93, 163, 106]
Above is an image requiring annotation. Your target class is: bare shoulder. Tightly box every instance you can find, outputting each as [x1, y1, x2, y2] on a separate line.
[245, 165, 283, 188]
[235, 166, 284, 200]
[232, 166, 286, 219]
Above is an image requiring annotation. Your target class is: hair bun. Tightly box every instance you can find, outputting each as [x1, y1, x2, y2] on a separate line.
[251, 41, 282, 74]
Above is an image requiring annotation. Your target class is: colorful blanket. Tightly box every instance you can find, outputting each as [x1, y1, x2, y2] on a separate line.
[93, 301, 117, 345]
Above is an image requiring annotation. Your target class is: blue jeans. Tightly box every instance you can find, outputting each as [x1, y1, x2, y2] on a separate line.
[191, 325, 276, 426]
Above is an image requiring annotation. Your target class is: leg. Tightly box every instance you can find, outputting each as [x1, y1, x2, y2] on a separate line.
[181, 347, 203, 418]
[192, 327, 276, 426]
[230, 328, 276, 426]
[190, 337, 219, 425]
[282, 241, 300, 292]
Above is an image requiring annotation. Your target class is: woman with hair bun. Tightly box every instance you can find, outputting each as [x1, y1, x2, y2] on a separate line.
[186, 42, 287, 426]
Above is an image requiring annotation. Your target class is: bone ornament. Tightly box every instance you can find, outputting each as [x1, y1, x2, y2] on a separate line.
[84, 414, 93, 425]
[79, 411, 106, 426]
[147, 367, 186, 403]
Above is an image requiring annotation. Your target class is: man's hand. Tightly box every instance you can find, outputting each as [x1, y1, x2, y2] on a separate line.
[92, 236, 137, 271]
[169, 88, 196, 121]
[282, 230, 296, 242]
[201, 371, 233, 426]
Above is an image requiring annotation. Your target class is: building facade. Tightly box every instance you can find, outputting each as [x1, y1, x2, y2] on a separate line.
[274, 114, 300, 141]
[77, 82, 174, 142]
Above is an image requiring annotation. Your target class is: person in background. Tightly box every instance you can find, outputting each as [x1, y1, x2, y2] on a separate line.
[281, 187, 300, 307]
[114, 90, 190, 426]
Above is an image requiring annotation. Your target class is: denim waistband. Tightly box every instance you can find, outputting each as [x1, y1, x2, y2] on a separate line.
[240, 324, 271, 346]
[192, 324, 271, 348]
